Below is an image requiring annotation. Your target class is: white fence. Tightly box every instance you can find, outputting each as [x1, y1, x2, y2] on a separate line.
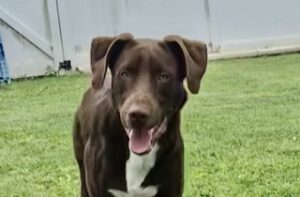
[0, 0, 63, 78]
[0, 0, 300, 78]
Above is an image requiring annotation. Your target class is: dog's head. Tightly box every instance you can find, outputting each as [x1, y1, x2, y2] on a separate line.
[90, 33, 207, 155]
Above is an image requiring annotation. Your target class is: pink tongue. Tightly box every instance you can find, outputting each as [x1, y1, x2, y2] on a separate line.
[129, 130, 152, 154]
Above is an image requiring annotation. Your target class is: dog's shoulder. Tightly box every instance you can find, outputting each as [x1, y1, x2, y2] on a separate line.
[75, 75, 114, 138]
[79, 78, 111, 115]
[80, 73, 112, 109]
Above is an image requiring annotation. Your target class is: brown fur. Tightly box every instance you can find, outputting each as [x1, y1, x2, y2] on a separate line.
[73, 33, 207, 197]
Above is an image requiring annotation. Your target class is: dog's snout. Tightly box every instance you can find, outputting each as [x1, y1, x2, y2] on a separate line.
[122, 93, 157, 129]
[129, 109, 149, 127]
[129, 110, 148, 122]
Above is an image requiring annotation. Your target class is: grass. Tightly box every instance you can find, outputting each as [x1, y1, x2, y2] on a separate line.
[0, 53, 300, 197]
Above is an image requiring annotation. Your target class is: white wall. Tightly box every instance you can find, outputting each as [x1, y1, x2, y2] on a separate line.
[117, 0, 210, 40]
[59, 0, 300, 72]
[1, 0, 300, 77]
[0, 0, 63, 78]
[56, 0, 118, 72]
[58, 0, 211, 72]
[0, 21, 52, 78]
[214, 0, 300, 52]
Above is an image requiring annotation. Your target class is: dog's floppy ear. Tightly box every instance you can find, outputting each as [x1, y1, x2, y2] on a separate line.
[90, 33, 134, 89]
[164, 35, 207, 94]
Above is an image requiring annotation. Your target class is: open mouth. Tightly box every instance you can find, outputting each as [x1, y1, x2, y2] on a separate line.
[124, 117, 167, 155]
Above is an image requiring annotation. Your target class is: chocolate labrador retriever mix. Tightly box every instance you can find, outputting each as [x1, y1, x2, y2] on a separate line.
[73, 33, 207, 197]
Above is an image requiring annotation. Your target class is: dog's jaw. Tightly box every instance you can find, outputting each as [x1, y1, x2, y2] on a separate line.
[124, 117, 167, 155]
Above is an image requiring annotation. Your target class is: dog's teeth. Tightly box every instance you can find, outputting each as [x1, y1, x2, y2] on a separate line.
[150, 128, 154, 135]
[129, 129, 133, 137]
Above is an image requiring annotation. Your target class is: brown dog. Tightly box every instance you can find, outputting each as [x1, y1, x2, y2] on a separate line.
[73, 33, 207, 197]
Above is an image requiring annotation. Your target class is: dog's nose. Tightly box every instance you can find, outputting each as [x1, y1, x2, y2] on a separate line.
[129, 110, 149, 127]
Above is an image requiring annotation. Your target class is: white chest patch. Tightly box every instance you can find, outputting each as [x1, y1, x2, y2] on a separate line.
[108, 145, 159, 197]
[126, 144, 159, 191]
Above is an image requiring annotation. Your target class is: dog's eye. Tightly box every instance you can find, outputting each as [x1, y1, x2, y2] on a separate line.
[158, 73, 170, 83]
[119, 70, 129, 78]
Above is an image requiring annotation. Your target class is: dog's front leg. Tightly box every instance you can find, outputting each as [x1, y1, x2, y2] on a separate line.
[73, 114, 90, 197]
[83, 137, 105, 197]
[77, 158, 90, 197]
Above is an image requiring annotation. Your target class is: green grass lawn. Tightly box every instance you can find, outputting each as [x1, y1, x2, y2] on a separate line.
[0, 53, 300, 197]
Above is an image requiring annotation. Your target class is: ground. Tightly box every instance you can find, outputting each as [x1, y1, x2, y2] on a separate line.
[0, 53, 299, 197]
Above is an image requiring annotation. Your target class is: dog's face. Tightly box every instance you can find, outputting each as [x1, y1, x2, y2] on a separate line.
[90, 33, 207, 155]
[111, 41, 185, 155]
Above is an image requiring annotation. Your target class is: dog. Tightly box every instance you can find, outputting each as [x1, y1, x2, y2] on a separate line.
[73, 33, 207, 197]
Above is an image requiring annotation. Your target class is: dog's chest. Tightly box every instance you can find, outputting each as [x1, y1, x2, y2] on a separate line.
[109, 145, 159, 197]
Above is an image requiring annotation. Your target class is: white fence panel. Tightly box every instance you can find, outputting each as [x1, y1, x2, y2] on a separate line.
[211, 0, 300, 55]
[0, 0, 62, 78]
[57, 0, 210, 72]
[1, 0, 300, 77]
[56, 0, 117, 72]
